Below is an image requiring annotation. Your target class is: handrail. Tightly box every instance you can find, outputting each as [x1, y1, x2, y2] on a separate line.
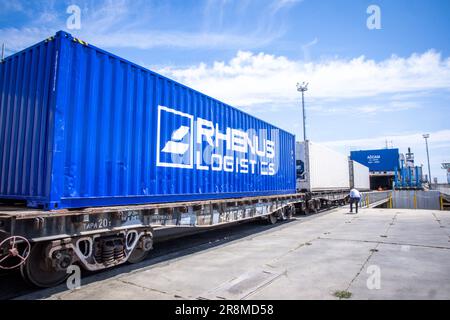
[359, 191, 392, 208]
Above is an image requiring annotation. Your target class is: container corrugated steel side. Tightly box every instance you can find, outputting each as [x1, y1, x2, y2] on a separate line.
[0, 36, 57, 203]
[349, 160, 370, 191]
[0, 31, 296, 209]
[296, 141, 350, 192]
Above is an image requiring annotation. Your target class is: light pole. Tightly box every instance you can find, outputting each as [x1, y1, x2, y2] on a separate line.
[297, 82, 308, 142]
[423, 134, 432, 187]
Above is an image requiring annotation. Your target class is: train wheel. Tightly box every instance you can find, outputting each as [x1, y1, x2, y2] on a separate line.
[267, 213, 278, 225]
[285, 206, 293, 219]
[281, 206, 294, 220]
[307, 200, 316, 214]
[127, 235, 153, 264]
[20, 242, 68, 288]
[127, 247, 149, 264]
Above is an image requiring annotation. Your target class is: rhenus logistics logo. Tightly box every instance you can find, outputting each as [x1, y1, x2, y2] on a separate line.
[156, 105, 277, 175]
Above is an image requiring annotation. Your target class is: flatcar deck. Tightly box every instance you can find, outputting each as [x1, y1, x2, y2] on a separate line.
[0, 193, 305, 220]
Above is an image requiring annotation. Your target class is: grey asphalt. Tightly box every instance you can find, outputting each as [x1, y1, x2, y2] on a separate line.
[18, 207, 450, 300]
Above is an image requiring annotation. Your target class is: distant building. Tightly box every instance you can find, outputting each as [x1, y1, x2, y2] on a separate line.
[350, 148, 399, 190]
[351, 147, 426, 190]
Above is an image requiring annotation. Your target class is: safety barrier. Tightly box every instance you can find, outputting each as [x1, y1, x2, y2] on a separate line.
[390, 190, 441, 210]
[359, 191, 392, 208]
[354, 190, 446, 210]
[440, 193, 450, 211]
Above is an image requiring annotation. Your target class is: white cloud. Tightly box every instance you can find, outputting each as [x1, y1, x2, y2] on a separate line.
[271, 0, 303, 13]
[202, 0, 233, 30]
[83, 31, 278, 50]
[75, 0, 285, 50]
[0, 27, 279, 55]
[0, 0, 287, 55]
[322, 130, 450, 150]
[308, 100, 420, 116]
[302, 37, 319, 61]
[0, 28, 277, 55]
[1, 1, 25, 12]
[0, 27, 54, 52]
[159, 50, 450, 108]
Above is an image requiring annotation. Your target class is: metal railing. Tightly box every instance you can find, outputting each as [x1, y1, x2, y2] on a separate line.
[354, 190, 447, 210]
[359, 191, 392, 208]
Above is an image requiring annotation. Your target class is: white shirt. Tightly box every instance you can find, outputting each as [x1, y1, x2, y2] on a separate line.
[350, 188, 361, 198]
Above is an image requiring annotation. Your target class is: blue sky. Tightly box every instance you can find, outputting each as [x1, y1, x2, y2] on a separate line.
[1, 0, 449, 182]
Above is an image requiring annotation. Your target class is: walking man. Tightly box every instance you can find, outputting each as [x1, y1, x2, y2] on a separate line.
[349, 188, 361, 213]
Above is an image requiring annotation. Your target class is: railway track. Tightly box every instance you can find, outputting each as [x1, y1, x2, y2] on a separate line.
[0, 209, 336, 300]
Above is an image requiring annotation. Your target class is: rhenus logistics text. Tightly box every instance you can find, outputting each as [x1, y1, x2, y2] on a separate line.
[157, 105, 277, 175]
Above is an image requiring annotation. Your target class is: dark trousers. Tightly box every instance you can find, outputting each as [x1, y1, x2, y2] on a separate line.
[350, 197, 360, 213]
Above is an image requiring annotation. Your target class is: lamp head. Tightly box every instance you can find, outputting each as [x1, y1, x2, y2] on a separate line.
[296, 82, 309, 92]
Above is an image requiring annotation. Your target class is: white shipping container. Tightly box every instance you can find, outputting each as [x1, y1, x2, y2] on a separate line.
[296, 141, 350, 192]
[349, 160, 370, 191]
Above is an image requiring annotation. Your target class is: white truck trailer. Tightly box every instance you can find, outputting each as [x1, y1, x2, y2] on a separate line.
[349, 160, 371, 191]
[296, 141, 350, 192]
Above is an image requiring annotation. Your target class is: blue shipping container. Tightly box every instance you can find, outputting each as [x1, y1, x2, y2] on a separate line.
[350, 149, 400, 172]
[0, 31, 296, 209]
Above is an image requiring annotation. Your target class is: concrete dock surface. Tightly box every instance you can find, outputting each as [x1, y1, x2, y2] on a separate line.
[20, 208, 450, 300]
